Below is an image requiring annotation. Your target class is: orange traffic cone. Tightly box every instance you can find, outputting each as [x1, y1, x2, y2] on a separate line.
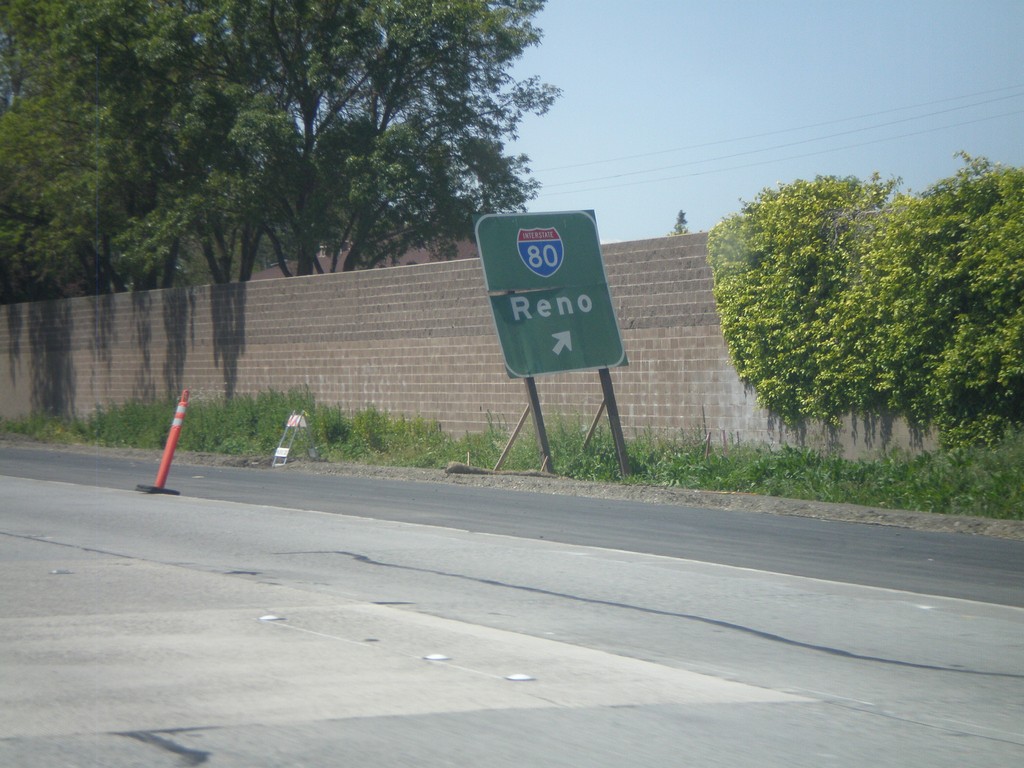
[136, 389, 189, 495]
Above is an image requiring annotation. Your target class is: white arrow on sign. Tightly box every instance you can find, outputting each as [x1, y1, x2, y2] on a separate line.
[552, 331, 572, 355]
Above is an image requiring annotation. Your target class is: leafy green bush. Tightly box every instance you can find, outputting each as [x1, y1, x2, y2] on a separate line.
[708, 156, 1024, 448]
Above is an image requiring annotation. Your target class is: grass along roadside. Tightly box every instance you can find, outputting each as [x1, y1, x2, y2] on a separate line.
[1, 390, 1021, 520]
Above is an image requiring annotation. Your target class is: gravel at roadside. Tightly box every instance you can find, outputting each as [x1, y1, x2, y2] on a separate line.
[5, 434, 1021, 540]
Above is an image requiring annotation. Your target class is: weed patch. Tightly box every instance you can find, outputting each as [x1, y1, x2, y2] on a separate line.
[2, 393, 1020, 520]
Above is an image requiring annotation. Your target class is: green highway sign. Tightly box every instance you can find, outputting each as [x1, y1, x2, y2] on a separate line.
[475, 210, 627, 378]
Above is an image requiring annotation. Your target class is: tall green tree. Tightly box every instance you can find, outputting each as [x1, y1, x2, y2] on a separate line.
[221, 0, 556, 275]
[668, 209, 688, 235]
[0, 0, 557, 300]
[0, 0, 202, 298]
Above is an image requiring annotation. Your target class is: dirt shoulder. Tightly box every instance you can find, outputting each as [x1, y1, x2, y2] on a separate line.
[4, 435, 1022, 541]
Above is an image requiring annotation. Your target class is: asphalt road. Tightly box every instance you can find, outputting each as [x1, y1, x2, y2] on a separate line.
[1, 444, 1022, 607]
[1, 444, 1022, 767]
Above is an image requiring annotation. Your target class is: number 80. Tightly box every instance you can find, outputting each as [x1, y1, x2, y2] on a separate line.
[526, 244, 560, 269]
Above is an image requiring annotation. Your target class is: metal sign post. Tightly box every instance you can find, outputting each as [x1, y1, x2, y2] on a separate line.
[476, 211, 630, 475]
[524, 376, 554, 474]
[599, 367, 630, 477]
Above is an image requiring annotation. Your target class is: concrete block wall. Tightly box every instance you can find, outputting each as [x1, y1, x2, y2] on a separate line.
[0, 233, 924, 455]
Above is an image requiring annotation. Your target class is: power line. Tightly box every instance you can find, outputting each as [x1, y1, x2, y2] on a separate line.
[533, 110, 1024, 198]
[539, 92, 1024, 190]
[535, 83, 1024, 174]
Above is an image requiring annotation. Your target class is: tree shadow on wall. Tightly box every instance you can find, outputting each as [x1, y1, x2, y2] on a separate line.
[766, 411, 810, 448]
[210, 283, 246, 399]
[131, 291, 155, 402]
[28, 300, 75, 417]
[93, 293, 116, 377]
[852, 412, 931, 453]
[6, 302, 23, 388]
[163, 287, 195, 396]
[767, 408, 932, 455]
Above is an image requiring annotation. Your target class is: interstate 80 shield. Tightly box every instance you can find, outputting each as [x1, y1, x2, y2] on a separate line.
[517, 227, 564, 278]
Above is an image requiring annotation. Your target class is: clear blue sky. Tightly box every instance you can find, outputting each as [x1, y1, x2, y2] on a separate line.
[509, 1, 1024, 242]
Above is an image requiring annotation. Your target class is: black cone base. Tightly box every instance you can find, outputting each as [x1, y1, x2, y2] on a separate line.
[135, 484, 180, 495]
